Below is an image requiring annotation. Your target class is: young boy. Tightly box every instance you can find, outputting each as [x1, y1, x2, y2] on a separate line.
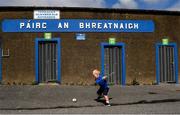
[92, 69, 111, 106]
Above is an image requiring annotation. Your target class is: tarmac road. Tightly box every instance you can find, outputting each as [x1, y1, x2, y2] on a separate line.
[2, 101, 180, 114]
[0, 84, 180, 114]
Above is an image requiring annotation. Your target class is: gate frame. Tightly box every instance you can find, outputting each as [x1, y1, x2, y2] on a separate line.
[156, 43, 178, 84]
[35, 38, 61, 83]
[101, 42, 126, 85]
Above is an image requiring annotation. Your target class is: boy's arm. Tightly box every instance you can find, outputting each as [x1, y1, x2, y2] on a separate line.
[96, 75, 107, 84]
[96, 78, 102, 84]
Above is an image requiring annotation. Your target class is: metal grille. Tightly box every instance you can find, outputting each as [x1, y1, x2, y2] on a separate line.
[159, 46, 175, 83]
[104, 46, 122, 85]
[38, 41, 58, 83]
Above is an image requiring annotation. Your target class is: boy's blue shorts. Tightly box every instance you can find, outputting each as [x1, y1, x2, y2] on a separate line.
[97, 87, 109, 96]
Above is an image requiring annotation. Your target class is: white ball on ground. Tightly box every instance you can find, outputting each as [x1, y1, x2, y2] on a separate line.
[72, 98, 77, 102]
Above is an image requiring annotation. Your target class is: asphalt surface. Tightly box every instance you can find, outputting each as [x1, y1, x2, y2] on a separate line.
[1, 84, 180, 114]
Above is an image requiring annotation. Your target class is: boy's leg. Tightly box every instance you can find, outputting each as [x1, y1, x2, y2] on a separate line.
[103, 87, 111, 106]
[104, 95, 110, 104]
[97, 87, 103, 99]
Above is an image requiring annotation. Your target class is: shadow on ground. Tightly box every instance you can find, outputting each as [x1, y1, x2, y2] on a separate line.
[1, 98, 180, 110]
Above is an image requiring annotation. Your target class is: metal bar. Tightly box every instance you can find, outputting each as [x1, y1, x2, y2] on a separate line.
[48, 43, 51, 81]
[55, 43, 58, 79]
[49, 42, 52, 80]
[44, 43, 46, 82]
[111, 47, 113, 84]
[167, 46, 170, 82]
[38, 43, 41, 82]
[162, 46, 165, 82]
[169, 47, 172, 82]
[159, 46, 163, 82]
[164, 46, 167, 82]
[171, 47, 176, 82]
[40, 43, 44, 82]
[104, 48, 106, 77]
[40, 43, 43, 82]
[38, 43, 40, 82]
[112, 47, 116, 84]
[172, 47, 175, 81]
[52, 43, 55, 80]
[47, 43, 49, 82]
[107, 48, 110, 83]
[51, 43, 56, 80]
[46, 43, 48, 82]
[117, 47, 120, 84]
[50, 43, 52, 81]
[168, 47, 171, 81]
[104, 48, 107, 78]
[169, 47, 172, 81]
[46, 43, 49, 82]
[109, 47, 112, 83]
[120, 47, 122, 84]
[159, 46, 161, 82]
[115, 47, 118, 84]
[107, 47, 109, 77]
[168, 47, 172, 81]
[42, 42, 45, 82]
[49, 42, 52, 81]
[107, 47, 110, 83]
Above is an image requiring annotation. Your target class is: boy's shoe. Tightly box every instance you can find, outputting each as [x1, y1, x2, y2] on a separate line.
[105, 103, 111, 106]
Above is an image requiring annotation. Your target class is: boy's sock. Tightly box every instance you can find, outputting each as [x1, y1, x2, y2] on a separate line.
[106, 101, 109, 103]
[105, 101, 111, 106]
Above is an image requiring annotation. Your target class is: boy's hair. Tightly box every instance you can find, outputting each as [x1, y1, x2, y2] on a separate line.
[92, 69, 100, 75]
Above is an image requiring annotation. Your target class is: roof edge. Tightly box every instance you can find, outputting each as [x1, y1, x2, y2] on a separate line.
[0, 6, 180, 16]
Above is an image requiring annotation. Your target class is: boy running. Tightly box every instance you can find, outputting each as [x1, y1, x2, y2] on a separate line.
[92, 69, 111, 106]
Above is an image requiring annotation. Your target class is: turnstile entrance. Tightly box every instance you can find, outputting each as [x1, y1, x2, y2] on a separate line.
[104, 46, 122, 85]
[38, 41, 58, 83]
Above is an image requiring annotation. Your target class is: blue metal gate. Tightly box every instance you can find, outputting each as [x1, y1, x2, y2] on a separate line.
[101, 43, 126, 85]
[156, 43, 178, 84]
[35, 38, 61, 83]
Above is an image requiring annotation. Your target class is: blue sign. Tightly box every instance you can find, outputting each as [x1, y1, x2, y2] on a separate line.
[2, 19, 155, 32]
[76, 33, 86, 40]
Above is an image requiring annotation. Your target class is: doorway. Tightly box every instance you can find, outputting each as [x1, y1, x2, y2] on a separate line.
[101, 43, 126, 85]
[156, 43, 178, 84]
[35, 38, 61, 83]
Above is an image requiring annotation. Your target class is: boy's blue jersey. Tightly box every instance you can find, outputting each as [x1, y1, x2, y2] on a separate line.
[95, 74, 108, 89]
